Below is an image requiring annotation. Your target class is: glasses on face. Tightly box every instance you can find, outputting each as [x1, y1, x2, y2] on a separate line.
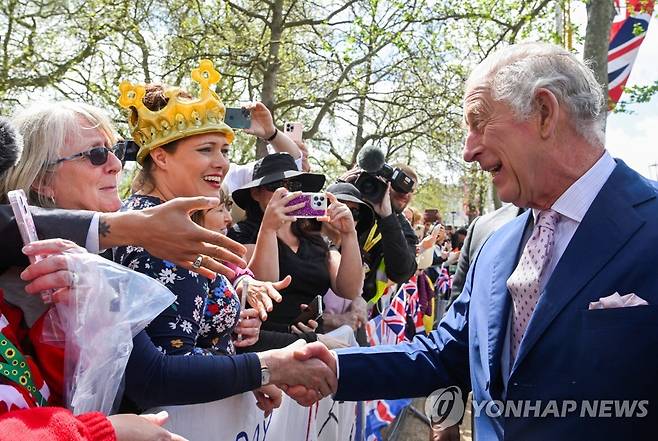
[50, 143, 125, 167]
[349, 206, 360, 220]
[262, 179, 303, 192]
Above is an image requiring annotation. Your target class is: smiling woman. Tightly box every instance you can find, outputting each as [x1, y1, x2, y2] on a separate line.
[0, 101, 123, 213]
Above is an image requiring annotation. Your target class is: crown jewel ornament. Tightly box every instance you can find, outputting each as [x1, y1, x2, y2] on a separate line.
[118, 59, 235, 164]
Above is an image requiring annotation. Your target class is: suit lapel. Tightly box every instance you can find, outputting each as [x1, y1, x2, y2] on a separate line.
[511, 162, 654, 373]
[487, 210, 531, 396]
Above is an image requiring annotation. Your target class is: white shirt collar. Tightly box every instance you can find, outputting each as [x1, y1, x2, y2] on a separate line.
[533, 150, 616, 223]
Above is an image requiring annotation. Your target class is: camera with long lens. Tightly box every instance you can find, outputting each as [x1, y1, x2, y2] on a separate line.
[353, 146, 415, 204]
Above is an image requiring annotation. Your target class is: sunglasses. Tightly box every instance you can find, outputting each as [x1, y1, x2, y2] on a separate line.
[349, 206, 360, 220]
[262, 179, 303, 192]
[50, 142, 126, 167]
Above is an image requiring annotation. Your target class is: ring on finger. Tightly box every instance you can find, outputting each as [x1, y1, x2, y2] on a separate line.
[192, 254, 204, 269]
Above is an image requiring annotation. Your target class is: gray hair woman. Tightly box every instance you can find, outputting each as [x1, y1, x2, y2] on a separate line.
[0, 101, 123, 212]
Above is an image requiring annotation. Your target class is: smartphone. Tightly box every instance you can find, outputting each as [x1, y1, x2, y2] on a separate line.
[290, 295, 323, 328]
[8, 190, 53, 303]
[225, 107, 252, 129]
[283, 121, 303, 143]
[8, 190, 41, 264]
[285, 192, 327, 218]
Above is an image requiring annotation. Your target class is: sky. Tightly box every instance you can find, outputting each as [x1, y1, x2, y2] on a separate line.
[604, 12, 658, 179]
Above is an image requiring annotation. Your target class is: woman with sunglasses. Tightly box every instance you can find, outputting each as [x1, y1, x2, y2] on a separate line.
[230, 153, 364, 335]
[0, 101, 124, 213]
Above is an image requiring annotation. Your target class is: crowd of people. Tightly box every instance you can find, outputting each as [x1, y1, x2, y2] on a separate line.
[1, 40, 657, 441]
[0, 58, 462, 440]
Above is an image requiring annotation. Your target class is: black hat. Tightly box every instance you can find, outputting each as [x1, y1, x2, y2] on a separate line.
[232, 153, 325, 210]
[326, 182, 375, 232]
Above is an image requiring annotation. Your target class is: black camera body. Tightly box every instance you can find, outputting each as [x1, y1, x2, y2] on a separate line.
[354, 147, 415, 204]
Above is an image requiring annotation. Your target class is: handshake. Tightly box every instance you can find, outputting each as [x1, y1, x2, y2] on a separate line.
[257, 341, 339, 407]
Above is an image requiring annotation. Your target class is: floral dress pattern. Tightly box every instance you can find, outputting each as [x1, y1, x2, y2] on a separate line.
[114, 194, 240, 356]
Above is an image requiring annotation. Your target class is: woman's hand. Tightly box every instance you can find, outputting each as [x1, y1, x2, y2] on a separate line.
[420, 224, 444, 250]
[238, 275, 290, 320]
[321, 192, 356, 236]
[109, 411, 188, 441]
[261, 188, 304, 233]
[242, 102, 276, 139]
[20, 239, 87, 303]
[252, 384, 283, 417]
[234, 308, 262, 347]
[290, 303, 319, 334]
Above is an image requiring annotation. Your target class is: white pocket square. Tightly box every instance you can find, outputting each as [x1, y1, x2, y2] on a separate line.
[588, 292, 649, 310]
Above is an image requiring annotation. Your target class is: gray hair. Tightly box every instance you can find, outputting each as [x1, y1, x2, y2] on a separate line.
[0, 101, 117, 207]
[466, 42, 605, 146]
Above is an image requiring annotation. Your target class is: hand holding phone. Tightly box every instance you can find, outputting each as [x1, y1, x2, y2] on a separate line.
[284, 192, 327, 218]
[284, 122, 303, 143]
[225, 107, 252, 129]
[290, 295, 323, 330]
[8, 190, 53, 303]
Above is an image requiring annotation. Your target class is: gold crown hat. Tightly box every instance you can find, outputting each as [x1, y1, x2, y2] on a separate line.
[118, 59, 235, 164]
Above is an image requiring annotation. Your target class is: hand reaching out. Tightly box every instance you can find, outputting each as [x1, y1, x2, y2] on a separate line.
[252, 384, 282, 417]
[238, 275, 290, 320]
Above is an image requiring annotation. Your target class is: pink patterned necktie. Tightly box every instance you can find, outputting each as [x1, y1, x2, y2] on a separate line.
[507, 209, 560, 359]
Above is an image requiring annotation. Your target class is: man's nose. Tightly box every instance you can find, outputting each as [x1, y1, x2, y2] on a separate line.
[463, 131, 480, 163]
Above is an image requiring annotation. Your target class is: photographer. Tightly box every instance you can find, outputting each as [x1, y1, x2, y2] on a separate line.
[340, 162, 418, 304]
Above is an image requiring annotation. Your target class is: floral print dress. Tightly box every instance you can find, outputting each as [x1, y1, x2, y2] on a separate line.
[114, 194, 240, 356]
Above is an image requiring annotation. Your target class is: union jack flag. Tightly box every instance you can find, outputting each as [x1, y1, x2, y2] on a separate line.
[608, 0, 655, 109]
[364, 397, 411, 441]
[383, 286, 408, 343]
[435, 267, 452, 298]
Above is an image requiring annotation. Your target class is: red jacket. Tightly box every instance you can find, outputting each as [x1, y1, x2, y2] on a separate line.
[0, 289, 115, 440]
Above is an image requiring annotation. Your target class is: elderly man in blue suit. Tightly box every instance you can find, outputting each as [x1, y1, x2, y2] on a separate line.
[281, 42, 658, 440]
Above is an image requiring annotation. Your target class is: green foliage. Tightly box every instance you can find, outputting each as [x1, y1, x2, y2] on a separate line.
[0, 0, 554, 209]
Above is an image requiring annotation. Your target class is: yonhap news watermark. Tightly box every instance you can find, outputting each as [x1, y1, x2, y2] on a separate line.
[425, 386, 649, 428]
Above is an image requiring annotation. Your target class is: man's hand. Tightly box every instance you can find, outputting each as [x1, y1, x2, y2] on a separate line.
[238, 275, 289, 320]
[258, 341, 337, 406]
[252, 384, 283, 417]
[101, 197, 247, 280]
[371, 184, 393, 218]
[20, 239, 87, 302]
[108, 411, 188, 441]
[276, 341, 338, 406]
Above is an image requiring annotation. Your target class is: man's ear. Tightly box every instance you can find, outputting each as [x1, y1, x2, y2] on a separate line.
[149, 147, 169, 170]
[534, 88, 560, 139]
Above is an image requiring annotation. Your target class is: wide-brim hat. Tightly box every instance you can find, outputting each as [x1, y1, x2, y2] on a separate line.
[232, 153, 325, 210]
[326, 182, 375, 232]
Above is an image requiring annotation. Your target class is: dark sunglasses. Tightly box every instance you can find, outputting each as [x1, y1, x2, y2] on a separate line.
[50, 143, 126, 167]
[262, 179, 303, 192]
[349, 206, 360, 220]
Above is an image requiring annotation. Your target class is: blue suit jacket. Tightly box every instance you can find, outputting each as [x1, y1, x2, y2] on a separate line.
[336, 161, 658, 440]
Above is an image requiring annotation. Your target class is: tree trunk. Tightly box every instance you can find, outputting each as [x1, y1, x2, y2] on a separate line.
[583, 0, 615, 127]
[257, 0, 284, 158]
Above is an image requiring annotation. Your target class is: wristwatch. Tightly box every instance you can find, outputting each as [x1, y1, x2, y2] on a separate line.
[260, 364, 271, 386]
